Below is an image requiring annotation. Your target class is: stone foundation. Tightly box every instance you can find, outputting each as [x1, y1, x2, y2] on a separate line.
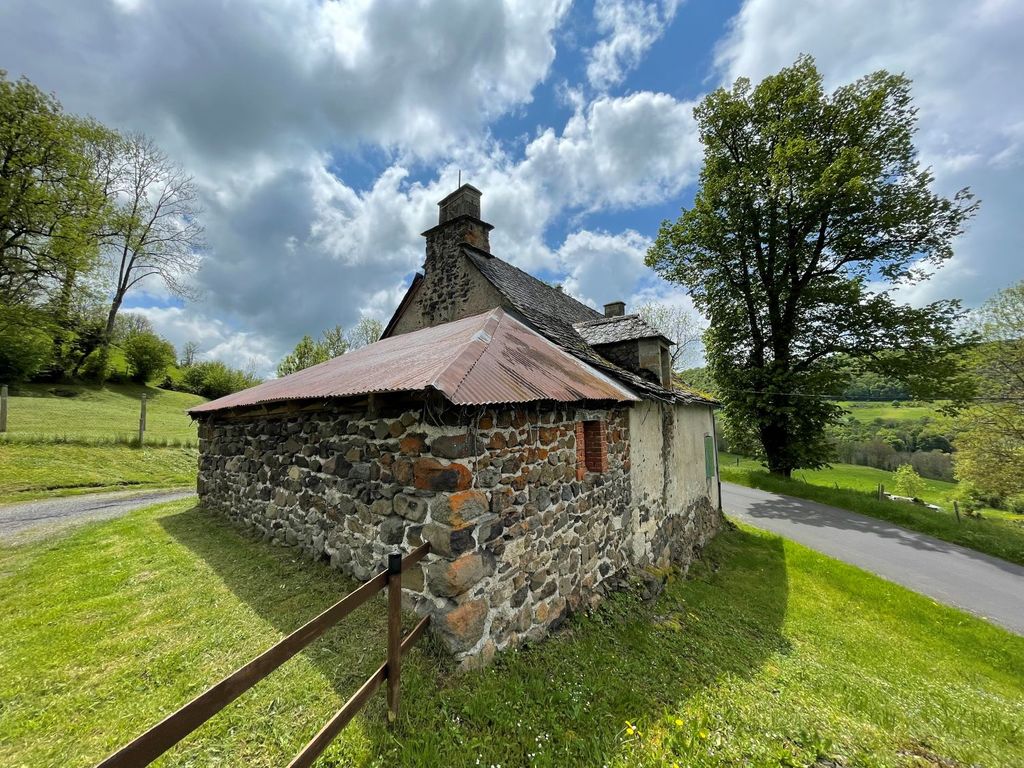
[196, 398, 721, 666]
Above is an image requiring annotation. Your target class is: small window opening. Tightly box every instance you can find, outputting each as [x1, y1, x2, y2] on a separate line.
[575, 420, 608, 479]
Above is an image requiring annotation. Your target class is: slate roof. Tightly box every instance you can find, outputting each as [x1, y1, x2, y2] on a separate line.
[463, 246, 714, 406]
[190, 309, 638, 415]
[573, 314, 672, 347]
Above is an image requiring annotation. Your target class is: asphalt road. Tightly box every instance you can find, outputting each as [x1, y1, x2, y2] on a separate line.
[723, 482, 1024, 636]
[0, 488, 195, 543]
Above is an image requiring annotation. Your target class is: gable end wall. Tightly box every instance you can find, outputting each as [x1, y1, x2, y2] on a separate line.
[389, 243, 507, 336]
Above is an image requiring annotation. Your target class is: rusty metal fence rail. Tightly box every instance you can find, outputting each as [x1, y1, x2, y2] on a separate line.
[95, 542, 431, 768]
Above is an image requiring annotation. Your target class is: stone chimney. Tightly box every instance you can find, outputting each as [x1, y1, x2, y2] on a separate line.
[603, 301, 626, 318]
[422, 184, 493, 269]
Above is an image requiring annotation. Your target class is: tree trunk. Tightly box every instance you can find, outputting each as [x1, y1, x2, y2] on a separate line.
[760, 417, 794, 478]
[104, 293, 123, 341]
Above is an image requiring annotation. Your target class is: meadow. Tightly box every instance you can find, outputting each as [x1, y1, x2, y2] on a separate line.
[1, 382, 203, 445]
[1, 499, 1021, 767]
[0, 383, 203, 504]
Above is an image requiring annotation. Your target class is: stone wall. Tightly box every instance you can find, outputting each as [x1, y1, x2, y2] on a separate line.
[196, 397, 721, 666]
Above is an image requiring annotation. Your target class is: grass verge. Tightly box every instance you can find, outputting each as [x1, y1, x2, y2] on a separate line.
[1, 501, 1021, 767]
[721, 459, 1024, 566]
[0, 443, 197, 505]
[1, 382, 204, 446]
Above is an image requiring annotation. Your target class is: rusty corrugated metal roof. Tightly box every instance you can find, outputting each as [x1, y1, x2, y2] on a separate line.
[189, 308, 638, 415]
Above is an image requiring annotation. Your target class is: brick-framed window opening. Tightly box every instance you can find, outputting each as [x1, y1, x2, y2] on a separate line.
[575, 420, 608, 479]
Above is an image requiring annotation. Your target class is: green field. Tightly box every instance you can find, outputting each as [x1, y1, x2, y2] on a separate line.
[0, 383, 203, 504]
[0, 443, 197, 504]
[720, 455, 1024, 565]
[1, 500, 1021, 767]
[1, 382, 204, 445]
[721, 453, 959, 508]
[838, 400, 943, 423]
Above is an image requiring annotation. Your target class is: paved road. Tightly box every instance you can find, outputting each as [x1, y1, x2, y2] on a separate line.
[0, 488, 195, 543]
[723, 482, 1024, 635]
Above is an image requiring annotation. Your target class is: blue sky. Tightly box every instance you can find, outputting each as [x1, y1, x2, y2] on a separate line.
[2, 0, 1021, 375]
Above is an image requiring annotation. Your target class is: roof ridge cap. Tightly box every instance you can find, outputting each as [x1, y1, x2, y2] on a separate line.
[575, 313, 645, 327]
[429, 307, 503, 398]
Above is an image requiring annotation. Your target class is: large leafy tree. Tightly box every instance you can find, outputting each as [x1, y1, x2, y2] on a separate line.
[0, 72, 109, 306]
[647, 56, 976, 476]
[0, 72, 116, 380]
[953, 282, 1024, 502]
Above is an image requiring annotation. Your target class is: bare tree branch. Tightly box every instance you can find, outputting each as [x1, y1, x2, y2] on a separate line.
[636, 301, 704, 370]
[98, 132, 204, 340]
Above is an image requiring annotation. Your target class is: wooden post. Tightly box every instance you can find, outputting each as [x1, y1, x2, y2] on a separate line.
[954, 500, 961, 523]
[138, 394, 147, 445]
[386, 551, 402, 723]
[0, 385, 7, 433]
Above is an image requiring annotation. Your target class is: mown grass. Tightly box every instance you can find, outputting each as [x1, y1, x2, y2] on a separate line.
[1, 382, 204, 446]
[1, 500, 1021, 767]
[0, 443, 197, 504]
[721, 456, 1024, 566]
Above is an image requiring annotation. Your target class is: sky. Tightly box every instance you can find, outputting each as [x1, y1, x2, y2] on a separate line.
[2, 0, 1022, 376]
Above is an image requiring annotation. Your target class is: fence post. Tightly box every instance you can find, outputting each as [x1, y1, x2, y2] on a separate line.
[138, 394, 147, 445]
[0, 385, 7, 433]
[954, 500, 961, 523]
[386, 551, 402, 724]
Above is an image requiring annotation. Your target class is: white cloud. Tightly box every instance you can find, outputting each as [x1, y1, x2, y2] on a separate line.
[557, 229, 653, 306]
[1, 0, 572, 172]
[518, 91, 701, 214]
[1, 0, 705, 374]
[714, 0, 1024, 306]
[587, 0, 682, 90]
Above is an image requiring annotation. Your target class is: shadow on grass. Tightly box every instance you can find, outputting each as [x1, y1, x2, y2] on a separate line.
[160, 508, 790, 766]
[158, 506, 396, 702]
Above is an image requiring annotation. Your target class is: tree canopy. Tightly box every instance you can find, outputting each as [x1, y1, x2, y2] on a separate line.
[0, 71, 205, 383]
[276, 318, 382, 377]
[636, 301, 702, 371]
[953, 281, 1024, 502]
[646, 55, 976, 476]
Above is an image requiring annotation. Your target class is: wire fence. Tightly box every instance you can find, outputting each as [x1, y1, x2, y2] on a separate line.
[0, 385, 198, 448]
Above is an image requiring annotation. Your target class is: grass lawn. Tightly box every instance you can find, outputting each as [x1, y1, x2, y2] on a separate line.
[1, 382, 204, 446]
[1, 501, 1022, 767]
[0, 443, 197, 504]
[720, 455, 1024, 566]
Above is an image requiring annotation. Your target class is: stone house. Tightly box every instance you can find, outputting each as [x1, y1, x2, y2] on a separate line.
[189, 185, 722, 666]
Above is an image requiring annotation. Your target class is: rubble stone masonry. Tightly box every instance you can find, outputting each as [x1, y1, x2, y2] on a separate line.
[196, 398, 720, 667]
